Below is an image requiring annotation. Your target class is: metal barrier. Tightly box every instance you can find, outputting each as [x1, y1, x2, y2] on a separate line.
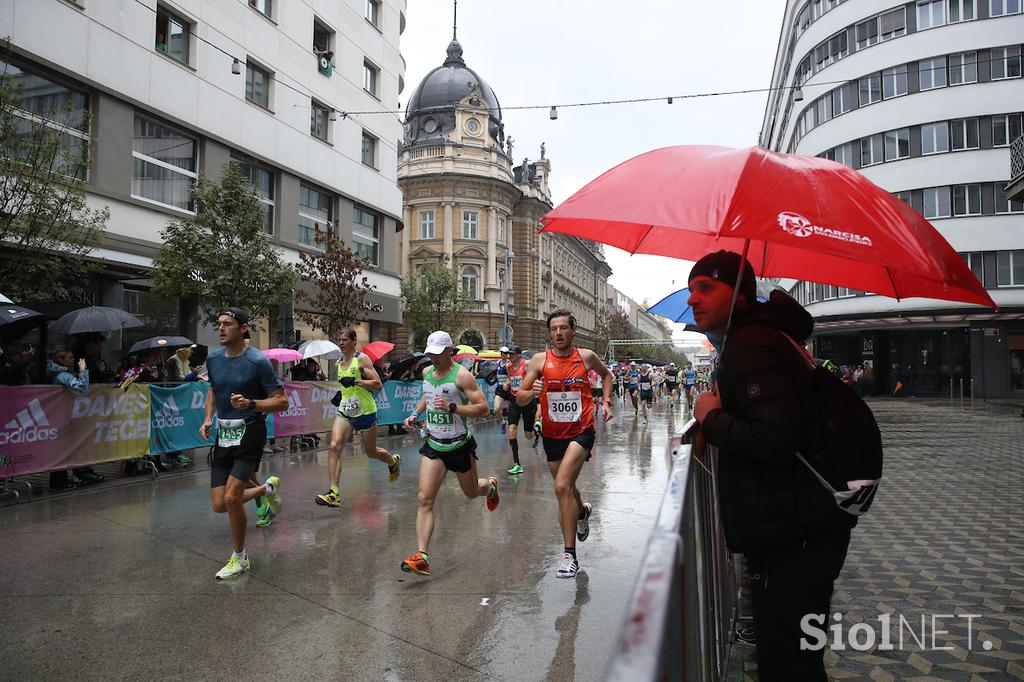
[606, 418, 737, 681]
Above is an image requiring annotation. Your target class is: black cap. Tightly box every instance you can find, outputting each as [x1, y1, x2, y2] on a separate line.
[687, 250, 757, 302]
[220, 307, 250, 326]
[509, 345, 522, 354]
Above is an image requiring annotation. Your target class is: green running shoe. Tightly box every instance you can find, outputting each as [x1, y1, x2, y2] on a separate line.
[257, 507, 274, 527]
[507, 463, 524, 475]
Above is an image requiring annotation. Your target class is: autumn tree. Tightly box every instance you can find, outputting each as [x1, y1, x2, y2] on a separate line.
[400, 259, 470, 350]
[294, 230, 375, 342]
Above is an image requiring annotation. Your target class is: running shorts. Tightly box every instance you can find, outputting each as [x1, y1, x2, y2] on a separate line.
[420, 436, 478, 473]
[210, 419, 266, 488]
[339, 412, 377, 432]
[640, 390, 654, 404]
[542, 430, 596, 463]
[506, 398, 538, 429]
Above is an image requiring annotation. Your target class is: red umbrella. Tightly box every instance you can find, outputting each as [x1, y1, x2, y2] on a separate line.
[361, 341, 394, 365]
[541, 145, 995, 309]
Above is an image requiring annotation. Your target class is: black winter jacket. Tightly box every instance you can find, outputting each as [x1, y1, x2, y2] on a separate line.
[701, 292, 856, 554]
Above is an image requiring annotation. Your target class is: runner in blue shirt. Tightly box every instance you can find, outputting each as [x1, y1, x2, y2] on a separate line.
[683, 361, 698, 411]
[627, 362, 640, 414]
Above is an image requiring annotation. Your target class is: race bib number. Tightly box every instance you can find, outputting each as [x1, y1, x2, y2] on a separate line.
[218, 418, 246, 447]
[547, 392, 582, 423]
[426, 411, 454, 427]
[340, 396, 363, 418]
[510, 376, 523, 391]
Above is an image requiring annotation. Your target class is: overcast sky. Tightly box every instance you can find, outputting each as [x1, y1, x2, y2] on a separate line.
[399, 0, 787, 332]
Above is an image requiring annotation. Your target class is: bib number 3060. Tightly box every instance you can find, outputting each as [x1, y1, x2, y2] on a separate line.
[547, 392, 582, 422]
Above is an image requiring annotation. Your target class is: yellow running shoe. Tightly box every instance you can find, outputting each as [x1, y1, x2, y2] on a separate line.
[315, 489, 341, 507]
[215, 555, 250, 580]
[388, 454, 401, 482]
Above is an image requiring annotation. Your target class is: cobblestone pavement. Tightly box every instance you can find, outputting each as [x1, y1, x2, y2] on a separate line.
[734, 397, 1024, 682]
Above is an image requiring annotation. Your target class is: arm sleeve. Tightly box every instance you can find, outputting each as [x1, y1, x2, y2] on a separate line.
[700, 341, 802, 465]
[257, 358, 284, 397]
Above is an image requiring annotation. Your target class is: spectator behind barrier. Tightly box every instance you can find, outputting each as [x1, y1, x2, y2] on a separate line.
[0, 343, 37, 386]
[47, 349, 104, 489]
[165, 345, 196, 382]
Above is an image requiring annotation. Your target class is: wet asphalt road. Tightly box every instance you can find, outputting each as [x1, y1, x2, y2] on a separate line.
[0, 394, 689, 680]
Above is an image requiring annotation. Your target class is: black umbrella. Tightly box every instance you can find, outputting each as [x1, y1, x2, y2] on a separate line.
[0, 304, 48, 340]
[128, 336, 194, 354]
[50, 306, 144, 335]
[387, 353, 429, 382]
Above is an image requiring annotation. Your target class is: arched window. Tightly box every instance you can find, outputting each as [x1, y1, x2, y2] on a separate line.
[461, 265, 478, 300]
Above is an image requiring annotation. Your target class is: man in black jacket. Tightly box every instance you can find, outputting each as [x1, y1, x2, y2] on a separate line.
[690, 250, 853, 682]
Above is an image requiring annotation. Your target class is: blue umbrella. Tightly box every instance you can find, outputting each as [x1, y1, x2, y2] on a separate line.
[647, 288, 695, 324]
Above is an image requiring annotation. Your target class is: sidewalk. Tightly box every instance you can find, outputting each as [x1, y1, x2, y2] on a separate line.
[734, 397, 1024, 681]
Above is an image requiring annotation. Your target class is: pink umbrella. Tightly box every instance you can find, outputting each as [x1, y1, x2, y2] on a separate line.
[262, 348, 303, 363]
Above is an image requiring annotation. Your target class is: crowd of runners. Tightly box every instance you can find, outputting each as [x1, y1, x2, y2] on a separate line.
[202, 306, 695, 582]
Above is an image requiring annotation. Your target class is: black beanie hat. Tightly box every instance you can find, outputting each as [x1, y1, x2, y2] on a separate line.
[687, 250, 757, 302]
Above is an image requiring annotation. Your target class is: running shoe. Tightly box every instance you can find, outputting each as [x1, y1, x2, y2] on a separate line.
[177, 454, 192, 465]
[264, 476, 282, 513]
[643, 417, 648, 425]
[533, 421, 542, 448]
[507, 463, 524, 475]
[256, 506, 274, 527]
[215, 555, 250, 580]
[400, 551, 431, 576]
[576, 503, 593, 542]
[500, 419, 507, 434]
[315, 489, 341, 507]
[556, 552, 579, 579]
[388, 454, 401, 482]
[255, 497, 268, 517]
[486, 477, 500, 511]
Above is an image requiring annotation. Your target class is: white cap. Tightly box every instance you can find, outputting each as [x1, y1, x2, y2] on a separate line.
[424, 330, 453, 355]
[499, 345, 510, 353]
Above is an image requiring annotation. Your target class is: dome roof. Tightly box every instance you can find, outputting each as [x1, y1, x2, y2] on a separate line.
[404, 40, 503, 147]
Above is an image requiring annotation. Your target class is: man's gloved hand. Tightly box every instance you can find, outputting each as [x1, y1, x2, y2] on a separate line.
[339, 376, 356, 388]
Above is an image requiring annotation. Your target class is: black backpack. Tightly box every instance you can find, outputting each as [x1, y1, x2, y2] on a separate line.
[781, 334, 883, 516]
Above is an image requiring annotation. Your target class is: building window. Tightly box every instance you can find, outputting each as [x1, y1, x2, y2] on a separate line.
[923, 186, 952, 218]
[996, 250, 1024, 286]
[363, 60, 379, 98]
[131, 114, 197, 211]
[884, 128, 910, 161]
[922, 122, 950, 154]
[989, 0, 1022, 16]
[859, 73, 882, 105]
[462, 210, 479, 239]
[361, 131, 377, 167]
[249, 0, 272, 18]
[919, 56, 947, 90]
[419, 209, 435, 239]
[245, 62, 270, 108]
[814, 30, 848, 71]
[815, 96, 832, 125]
[310, 100, 330, 141]
[155, 5, 190, 65]
[992, 113, 1024, 146]
[233, 155, 275, 234]
[313, 19, 335, 76]
[1, 58, 90, 180]
[460, 266, 478, 300]
[834, 142, 855, 168]
[498, 217, 506, 244]
[352, 205, 379, 264]
[896, 190, 914, 205]
[298, 184, 333, 250]
[950, 118, 980, 150]
[995, 184, 1024, 213]
[856, 8, 906, 48]
[948, 0, 976, 21]
[917, 0, 946, 28]
[832, 84, 854, 115]
[882, 65, 908, 98]
[961, 252, 985, 283]
[365, 0, 381, 27]
[948, 52, 978, 85]
[991, 46, 1022, 80]
[952, 184, 982, 215]
[860, 133, 884, 166]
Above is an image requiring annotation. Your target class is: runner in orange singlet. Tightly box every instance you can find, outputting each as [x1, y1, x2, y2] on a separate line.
[518, 308, 613, 578]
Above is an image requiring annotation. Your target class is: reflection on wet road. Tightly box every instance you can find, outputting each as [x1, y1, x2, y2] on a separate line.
[0, 395, 690, 680]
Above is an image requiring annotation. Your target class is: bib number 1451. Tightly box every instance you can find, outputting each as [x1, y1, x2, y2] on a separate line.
[547, 392, 582, 422]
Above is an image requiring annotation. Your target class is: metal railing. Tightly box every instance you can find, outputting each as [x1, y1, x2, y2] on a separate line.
[1011, 134, 1024, 186]
[606, 419, 737, 681]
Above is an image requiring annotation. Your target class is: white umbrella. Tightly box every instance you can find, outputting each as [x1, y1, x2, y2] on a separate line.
[301, 339, 342, 360]
[0, 293, 12, 304]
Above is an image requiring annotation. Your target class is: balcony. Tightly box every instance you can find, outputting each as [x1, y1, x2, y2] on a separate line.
[1008, 134, 1024, 203]
[464, 300, 489, 313]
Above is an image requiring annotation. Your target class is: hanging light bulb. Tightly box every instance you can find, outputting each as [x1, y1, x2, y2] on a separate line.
[549, 106, 558, 120]
[794, 86, 804, 101]
[231, 58, 242, 75]
[329, 110, 338, 121]
[667, 97, 673, 104]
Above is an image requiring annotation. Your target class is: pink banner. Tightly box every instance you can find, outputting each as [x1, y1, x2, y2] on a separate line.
[271, 381, 340, 438]
[0, 384, 151, 477]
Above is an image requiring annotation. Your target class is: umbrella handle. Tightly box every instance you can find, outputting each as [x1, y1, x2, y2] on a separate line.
[716, 238, 751, 367]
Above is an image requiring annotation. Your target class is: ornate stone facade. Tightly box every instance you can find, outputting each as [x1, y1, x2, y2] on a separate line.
[398, 39, 610, 352]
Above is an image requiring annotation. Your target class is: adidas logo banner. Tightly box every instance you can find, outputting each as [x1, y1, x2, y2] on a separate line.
[270, 381, 341, 438]
[148, 384, 214, 454]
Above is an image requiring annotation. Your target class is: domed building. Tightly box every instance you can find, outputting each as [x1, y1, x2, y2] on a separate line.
[398, 37, 611, 351]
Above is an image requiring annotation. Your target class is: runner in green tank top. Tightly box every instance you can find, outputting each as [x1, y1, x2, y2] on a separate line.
[399, 330, 499, 577]
[315, 328, 400, 508]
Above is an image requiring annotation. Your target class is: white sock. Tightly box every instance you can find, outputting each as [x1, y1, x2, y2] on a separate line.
[264, 480, 275, 495]
[232, 549, 246, 559]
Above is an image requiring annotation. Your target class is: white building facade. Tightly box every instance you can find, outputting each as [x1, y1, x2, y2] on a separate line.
[1, 0, 407, 349]
[761, 0, 1024, 398]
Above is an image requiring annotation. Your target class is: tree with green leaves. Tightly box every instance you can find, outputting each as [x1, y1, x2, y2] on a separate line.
[294, 230, 375, 342]
[0, 65, 108, 303]
[400, 259, 469, 350]
[152, 163, 295, 328]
